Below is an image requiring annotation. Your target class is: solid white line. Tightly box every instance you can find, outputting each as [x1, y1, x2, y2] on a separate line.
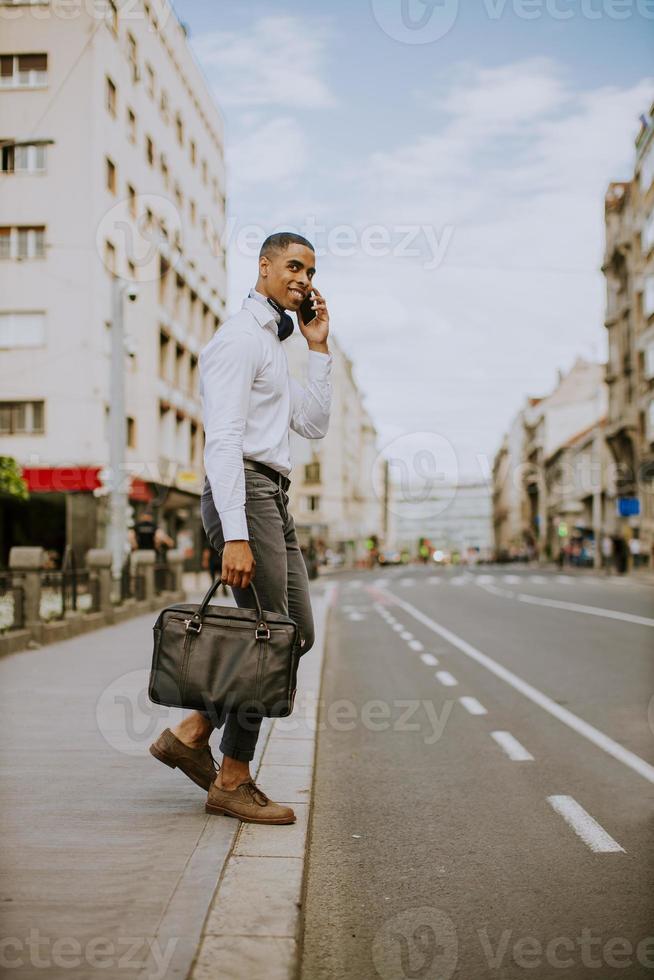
[547, 796, 625, 853]
[436, 670, 458, 687]
[517, 592, 654, 628]
[491, 730, 534, 761]
[420, 653, 439, 666]
[381, 589, 654, 785]
[409, 640, 424, 651]
[459, 696, 487, 716]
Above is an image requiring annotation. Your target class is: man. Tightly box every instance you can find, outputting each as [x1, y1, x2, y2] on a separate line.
[150, 232, 331, 825]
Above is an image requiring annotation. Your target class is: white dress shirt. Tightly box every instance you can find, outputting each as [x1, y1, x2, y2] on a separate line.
[199, 289, 333, 542]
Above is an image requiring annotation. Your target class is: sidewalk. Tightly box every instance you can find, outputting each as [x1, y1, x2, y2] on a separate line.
[0, 581, 335, 980]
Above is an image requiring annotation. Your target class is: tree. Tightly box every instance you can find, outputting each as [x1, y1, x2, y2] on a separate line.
[0, 457, 29, 500]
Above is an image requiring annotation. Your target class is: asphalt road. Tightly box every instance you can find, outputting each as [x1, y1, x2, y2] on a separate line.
[300, 565, 654, 980]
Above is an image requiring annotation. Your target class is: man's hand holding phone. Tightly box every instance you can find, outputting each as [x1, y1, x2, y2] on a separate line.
[221, 540, 255, 590]
[298, 286, 329, 353]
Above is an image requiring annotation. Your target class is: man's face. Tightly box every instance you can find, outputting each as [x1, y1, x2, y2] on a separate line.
[260, 244, 316, 311]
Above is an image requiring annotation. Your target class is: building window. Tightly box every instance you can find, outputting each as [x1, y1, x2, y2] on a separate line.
[145, 135, 155, 167]
[160, 154, 169, 188]
[174, 183, 183, 209]
[127, 182, 137, 218]
[104, 240, 116, 275]
[145, 62, 155, 99]
[190, 420, 199, 463]
[643, 209, 654, 255]
[648, 400, 654, 439]
[126, 416, 136, 449]
[189, 354, 198, 395]
[126, 32, 139, 82]
[201, 159, 208, 185]
[175, 113, 184, 147]
[645, 342, 654, 380]
[127, 106, 137, 143]
[107, 0, 118, 34]
[644, 276, 654, 319]
[305, 495, 321, 512]
[105, 156, 117, 194]
[0, 53, 48, 88]
[304, 461, 321, 483]
[159, 330, 170, 378]
[1, 142, 47, 174]
[189, 139, 197, 166]
[106, 75, 117, 116]
[0, 400, 45, 435]
[0, 311, 45, 348]
[0, 226, 45, 260]
[127, 259, 136, 281]
[159, 88, 169, 123]
[189, 199, 196, 226]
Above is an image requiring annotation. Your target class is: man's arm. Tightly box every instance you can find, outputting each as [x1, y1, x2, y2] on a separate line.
[289, 352, 333, 438]
[200, 326, 259, 588]
[290, 285, 332, 438]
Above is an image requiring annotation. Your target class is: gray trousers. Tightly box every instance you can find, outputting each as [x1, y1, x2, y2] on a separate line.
[199, 468, 315, 761]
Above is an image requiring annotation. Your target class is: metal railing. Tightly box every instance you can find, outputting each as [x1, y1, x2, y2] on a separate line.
[0, 570, 24, 632]
[39, 548, 96, 621]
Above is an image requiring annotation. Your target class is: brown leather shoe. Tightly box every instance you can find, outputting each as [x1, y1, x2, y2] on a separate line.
[149, 728, 218, 791]
[206, 778, 296, 824]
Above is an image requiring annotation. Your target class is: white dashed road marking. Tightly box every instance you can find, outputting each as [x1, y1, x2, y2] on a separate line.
[459, 696, 487, 716]
[547, 796, 625, 853]
[379, 588, 654, 785]
[491, 730, 534, 761]
[409, 640, 424, 651]
[435, 670, 458, 687]
[420, 653, 439, 666]
[400, 630, 414, 641]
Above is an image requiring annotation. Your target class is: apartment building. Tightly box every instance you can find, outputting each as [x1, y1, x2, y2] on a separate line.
[603, 104, 654, 564]
[0, 0, 227, 564]
[492, 360, 608, 560]
[285, 332, 386, 565]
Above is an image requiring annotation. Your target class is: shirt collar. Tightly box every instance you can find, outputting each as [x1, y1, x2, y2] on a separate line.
[243, 288, 280, 333]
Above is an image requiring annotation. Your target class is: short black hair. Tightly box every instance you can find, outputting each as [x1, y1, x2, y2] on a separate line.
[259, 232, 315, 260]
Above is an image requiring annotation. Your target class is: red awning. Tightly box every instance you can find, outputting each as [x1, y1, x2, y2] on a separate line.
[22, 467, 102, 492]
[22, 467, 154, 500]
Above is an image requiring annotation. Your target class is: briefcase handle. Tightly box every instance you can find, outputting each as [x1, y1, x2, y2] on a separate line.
[184, 577, 269, 638]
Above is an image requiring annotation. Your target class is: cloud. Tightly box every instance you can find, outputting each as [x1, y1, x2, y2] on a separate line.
[229, 117, 308, 185]
[191, 15, 336, 109]
[218, 53, 652, 478]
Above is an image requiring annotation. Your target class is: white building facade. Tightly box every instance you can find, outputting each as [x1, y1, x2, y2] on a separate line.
[285, 332, 386, 565]
[0, 0, 227, 566]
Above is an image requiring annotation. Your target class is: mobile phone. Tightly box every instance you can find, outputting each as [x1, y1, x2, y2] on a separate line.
[299, 291, 317, 325]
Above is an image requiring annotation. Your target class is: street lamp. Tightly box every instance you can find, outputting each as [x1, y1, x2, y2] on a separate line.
[107, 276, 138, 582]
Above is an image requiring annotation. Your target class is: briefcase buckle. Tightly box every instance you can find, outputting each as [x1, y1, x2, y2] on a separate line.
[184, 619, 202, 634]
[255, 623, 270, 641]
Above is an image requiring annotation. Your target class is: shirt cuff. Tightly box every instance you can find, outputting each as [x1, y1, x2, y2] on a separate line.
[219, 507, 249, 542]
[307, 349, 333, 376]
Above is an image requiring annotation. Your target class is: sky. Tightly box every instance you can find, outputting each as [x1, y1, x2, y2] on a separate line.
[171, 0, 653, 482]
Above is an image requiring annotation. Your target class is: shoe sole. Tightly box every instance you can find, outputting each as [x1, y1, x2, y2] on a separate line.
[205, 801, 296, 824]
[149, 743, 212, 792]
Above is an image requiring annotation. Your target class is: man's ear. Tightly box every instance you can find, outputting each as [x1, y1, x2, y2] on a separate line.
[259, 255, 270, 278]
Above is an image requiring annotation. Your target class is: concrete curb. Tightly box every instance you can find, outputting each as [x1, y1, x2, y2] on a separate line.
[189, 582, 337, 980]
